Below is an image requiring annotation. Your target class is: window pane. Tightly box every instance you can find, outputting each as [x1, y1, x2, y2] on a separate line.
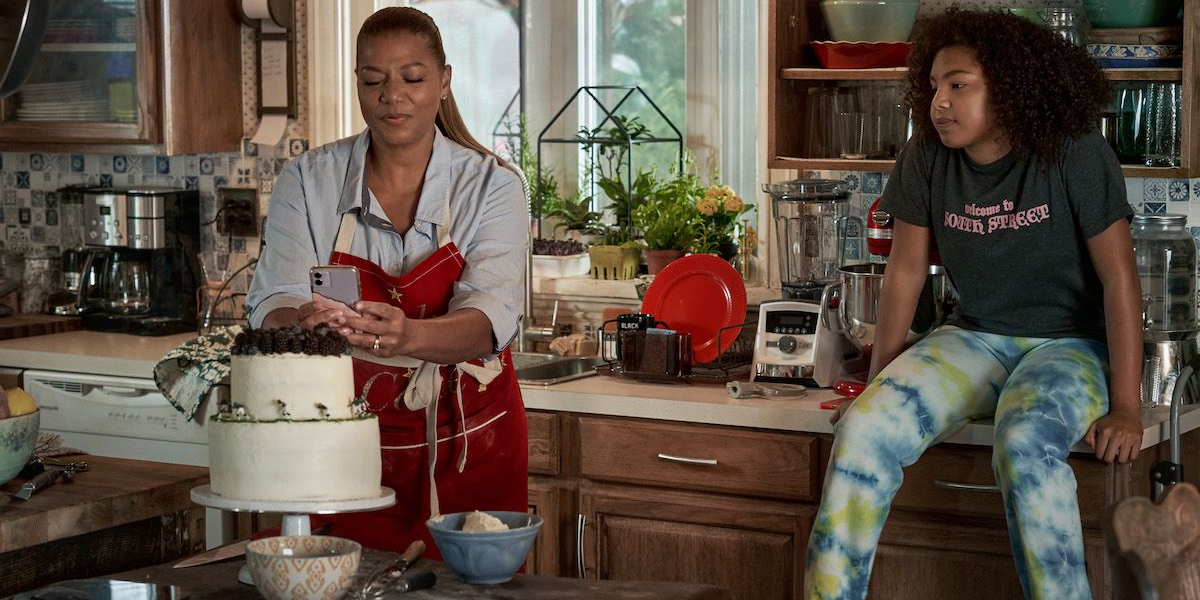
[592, 0, 685, 179]
[416, 0, 521, 155]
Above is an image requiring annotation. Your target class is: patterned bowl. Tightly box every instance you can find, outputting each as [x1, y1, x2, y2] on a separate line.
[1087, 43, 1182, 67]
[427, 511, 543, 584]
[246, 535, 362, 600]
[0, 411, 39, 485]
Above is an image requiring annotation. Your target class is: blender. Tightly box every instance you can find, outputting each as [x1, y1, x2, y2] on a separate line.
[1133, 214, 1199, 408]
[762, 179, 863, 301]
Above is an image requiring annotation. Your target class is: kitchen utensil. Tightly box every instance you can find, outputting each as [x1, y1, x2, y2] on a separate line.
[426, 511, 543, 585]
[835, 263, 953, 354]
[358, 539, 425, 599]
[13, 580, 185, 600]
[751, 296, 861, 388]
[726, 380, 807, 399]
[14, 458, 86, 499]
[386, 571, 437, 595]
[819, 0, 921, 42]
[1088, 43, 1183, 67]
[1142, 80, 1182, 167]
[640, 254, 747, 363]
[104, 248, 152, 315]
[246, 535, 362, 600]
[0, 410, 38, 485]
[809, 41, 911, 69]
[763, 179, 862, 302]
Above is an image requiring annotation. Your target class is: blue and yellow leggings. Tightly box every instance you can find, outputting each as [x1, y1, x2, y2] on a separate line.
[805, 326, 1110, 600]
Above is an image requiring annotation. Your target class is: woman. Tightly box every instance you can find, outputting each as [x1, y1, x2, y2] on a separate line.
[804, 10, 1143, 600]
[245, 6, 529, 555]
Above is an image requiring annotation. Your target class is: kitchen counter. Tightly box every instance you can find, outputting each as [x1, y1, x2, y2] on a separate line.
[98, 548, 731, 600]
[0, 455, 207, 597]
[0, 330, 1195, 452]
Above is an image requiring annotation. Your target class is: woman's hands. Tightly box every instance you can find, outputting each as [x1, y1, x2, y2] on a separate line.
[341, 301, 410, 357]
[1084, 408, 1143, 464]
[295, 294, 362, 329]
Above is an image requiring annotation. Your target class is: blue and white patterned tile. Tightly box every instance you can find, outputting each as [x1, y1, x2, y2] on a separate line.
[1143, 178, 1168, 202]
[15, 172, 29, 189]
[155, 156, 171, 174]
[861, 172, 882, 195]
[1168, 179, 1189, 202]
[70, 155, 85, 173]
[1192, 178, 1200, 201]
[1144, 201, 1167, 214]
[28, 154, 44, 172]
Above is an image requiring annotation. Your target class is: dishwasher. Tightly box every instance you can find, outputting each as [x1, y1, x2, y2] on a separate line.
[19, 368, 233, 548]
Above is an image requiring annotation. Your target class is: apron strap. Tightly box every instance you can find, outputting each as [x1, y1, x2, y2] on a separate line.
[333, 212, 358, 256]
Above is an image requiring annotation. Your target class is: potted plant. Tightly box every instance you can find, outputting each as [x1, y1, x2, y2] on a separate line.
[587, 226, 642, 280]
[693, 183, 753, 260]
[531, 237, 590, 278]
[632, 167, 703, 274]
[541, 189, 605, 244]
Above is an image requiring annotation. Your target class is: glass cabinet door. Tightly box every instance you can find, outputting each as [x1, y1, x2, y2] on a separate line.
[0, 0, 157, 144]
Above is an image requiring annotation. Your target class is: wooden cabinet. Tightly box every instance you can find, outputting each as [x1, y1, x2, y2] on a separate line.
[527, 407, 1198, 600]
[767, 0, 1200, 178]
[0, 0, 242, 154]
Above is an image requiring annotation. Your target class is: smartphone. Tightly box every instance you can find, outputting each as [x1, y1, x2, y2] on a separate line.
[309, 265, 361, 306]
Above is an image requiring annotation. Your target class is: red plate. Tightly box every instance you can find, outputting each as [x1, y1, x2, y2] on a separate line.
[640, 254, 747, 364]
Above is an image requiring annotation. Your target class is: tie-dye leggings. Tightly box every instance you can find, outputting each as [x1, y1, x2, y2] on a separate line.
[804, 326, 1110, 600]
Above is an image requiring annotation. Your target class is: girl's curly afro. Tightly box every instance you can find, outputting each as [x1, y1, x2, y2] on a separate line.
[904, 9, 1112, 163]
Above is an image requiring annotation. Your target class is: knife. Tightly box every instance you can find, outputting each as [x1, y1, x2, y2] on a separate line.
[173, 524, 333, 568]
[14, 468, 73, 500]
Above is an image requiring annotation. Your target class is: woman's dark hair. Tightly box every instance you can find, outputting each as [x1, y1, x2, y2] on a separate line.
[904, 8, 1112, 162]
[357, 7, 509, 169]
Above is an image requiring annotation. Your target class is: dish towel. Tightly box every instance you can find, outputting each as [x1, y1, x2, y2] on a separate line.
[153, 325, 244, 421]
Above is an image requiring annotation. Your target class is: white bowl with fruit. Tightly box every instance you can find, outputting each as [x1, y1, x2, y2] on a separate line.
[0, 388, 39, 485]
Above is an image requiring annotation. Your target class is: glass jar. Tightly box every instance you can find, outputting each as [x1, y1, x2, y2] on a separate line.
[1132, 214, 1197, 332]
[1041, 7, 1087, 47]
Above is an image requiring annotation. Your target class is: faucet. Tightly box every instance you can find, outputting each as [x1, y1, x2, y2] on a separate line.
[518, 218, 570, 352]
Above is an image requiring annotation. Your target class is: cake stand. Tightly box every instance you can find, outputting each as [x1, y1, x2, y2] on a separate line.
[191, 484, 396, 585]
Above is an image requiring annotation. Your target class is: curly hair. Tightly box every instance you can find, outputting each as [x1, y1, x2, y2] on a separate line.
[904, 9, 1112, 163]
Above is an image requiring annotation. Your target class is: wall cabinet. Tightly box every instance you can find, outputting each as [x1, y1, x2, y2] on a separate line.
[767, 0, 1200, 178]
[0, 0, 242, 154]
[526, 409, 1198, 600]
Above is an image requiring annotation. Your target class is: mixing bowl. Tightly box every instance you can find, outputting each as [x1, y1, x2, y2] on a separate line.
[0, 411, 39, 485]
[245, 535, 361, 600]
[820, 0, 922, 42]
[837, 263, 954, 353]
[1081, 0, 1182, 28]
[427, 511, 543, 584]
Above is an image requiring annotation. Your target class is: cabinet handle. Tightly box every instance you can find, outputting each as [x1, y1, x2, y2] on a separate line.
[934, 480, 1001, 493]
[656, 453, 718, 466]
[576, 513, 586, 579]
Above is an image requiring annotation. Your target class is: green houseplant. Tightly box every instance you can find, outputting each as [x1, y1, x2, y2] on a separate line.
[631, 166, 704, 274]
[587, 226, 642, 280]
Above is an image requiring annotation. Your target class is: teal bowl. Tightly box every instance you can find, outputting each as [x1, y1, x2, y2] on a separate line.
[1081, 0, 1182, 28]
[0, 411, 39, 485]
[426, 511, 543, 584]
[820, 0, 922, 42]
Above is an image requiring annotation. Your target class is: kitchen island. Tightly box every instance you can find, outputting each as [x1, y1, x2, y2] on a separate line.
[0, 455, 207, 597]
[0, 330, 1195, 599]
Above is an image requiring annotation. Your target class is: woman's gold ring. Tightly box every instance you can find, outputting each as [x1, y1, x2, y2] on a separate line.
[372, 334, 381, 351]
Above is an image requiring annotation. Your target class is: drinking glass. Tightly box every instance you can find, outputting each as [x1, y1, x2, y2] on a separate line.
[1115, 82, 1146, 163]
[1143, 81, 1182, 168]
[836, 112, 867, 159]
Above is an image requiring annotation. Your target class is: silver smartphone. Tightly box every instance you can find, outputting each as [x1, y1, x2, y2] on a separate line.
[309, 265, 361, 306]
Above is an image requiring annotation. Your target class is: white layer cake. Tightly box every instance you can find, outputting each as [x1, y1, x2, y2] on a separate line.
[208, 352, 382, 502]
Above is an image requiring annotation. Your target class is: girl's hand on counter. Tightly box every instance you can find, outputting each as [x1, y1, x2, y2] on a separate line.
[1083, 410, 1143, 464]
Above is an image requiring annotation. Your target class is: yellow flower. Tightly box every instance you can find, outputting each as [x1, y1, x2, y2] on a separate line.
[745, 225, 759, 249]
[696, 198, 718, 216]
[723, 195, 744, 213]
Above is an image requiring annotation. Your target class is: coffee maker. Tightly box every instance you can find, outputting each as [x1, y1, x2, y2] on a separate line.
[78, 188, 201, 335]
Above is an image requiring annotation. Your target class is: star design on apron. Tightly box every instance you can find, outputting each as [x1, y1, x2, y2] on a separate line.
[388, 287, 403, 302]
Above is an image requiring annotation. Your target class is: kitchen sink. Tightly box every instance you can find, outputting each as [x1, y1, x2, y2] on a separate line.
[511, 352, 605, 386]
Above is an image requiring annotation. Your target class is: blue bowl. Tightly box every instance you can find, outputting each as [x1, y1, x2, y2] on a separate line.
[426, 511, 543, 584]
[0, 411, 39, 485]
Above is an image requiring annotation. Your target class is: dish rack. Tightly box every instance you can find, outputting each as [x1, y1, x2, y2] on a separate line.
[597, 320, 756, 384]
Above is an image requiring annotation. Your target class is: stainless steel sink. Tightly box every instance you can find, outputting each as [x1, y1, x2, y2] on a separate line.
[511, 352, 605, 386]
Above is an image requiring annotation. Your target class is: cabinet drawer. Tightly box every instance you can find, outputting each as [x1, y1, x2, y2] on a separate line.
[527, 411, 560, 476]
[892, 443, 1108, 528]
[579, 416, 819, 501]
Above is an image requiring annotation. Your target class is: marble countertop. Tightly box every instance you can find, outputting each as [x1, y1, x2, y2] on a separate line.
[0, 330, 1194, 453]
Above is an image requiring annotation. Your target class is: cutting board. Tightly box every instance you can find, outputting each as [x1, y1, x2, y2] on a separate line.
[0, 314, 81, 341]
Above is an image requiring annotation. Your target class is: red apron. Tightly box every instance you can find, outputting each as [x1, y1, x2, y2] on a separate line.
[314, 188, 528, 556]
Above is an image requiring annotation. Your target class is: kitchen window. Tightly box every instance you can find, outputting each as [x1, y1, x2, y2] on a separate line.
[308, 0, 759, 229]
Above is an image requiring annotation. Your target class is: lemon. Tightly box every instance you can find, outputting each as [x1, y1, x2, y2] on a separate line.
[4, 388, 36, 417]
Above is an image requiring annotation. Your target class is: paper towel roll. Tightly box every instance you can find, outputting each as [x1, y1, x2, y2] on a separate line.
[243, 0, 291, 146]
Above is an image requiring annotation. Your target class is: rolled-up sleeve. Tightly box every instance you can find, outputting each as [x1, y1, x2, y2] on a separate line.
[246, 161, 322, 328]
[447, 163, 528, 352]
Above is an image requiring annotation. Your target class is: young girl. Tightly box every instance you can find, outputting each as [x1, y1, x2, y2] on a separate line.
[804, 9, 1144, 600]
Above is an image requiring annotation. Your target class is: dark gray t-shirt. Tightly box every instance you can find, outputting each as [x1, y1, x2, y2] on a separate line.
[879, 130, 1132, 340]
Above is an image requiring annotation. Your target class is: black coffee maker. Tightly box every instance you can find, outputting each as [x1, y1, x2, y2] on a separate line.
[78, 187, 202, 335]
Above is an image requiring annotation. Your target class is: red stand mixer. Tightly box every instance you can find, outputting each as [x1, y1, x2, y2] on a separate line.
[829, 198, 955, 398]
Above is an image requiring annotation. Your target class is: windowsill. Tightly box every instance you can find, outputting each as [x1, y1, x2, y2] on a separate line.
[531, 274, 778, 308]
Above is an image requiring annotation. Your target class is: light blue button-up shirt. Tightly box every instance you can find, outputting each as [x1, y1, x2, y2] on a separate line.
[246, 128, 528, 351]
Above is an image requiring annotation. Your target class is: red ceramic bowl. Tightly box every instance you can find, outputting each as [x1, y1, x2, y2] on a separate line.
[810, 41, 911, 69]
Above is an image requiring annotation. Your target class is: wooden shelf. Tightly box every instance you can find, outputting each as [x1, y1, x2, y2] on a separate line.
[771, 155, 1190, 178]
[41, 43, 137, 53]
[781, 67, 1182, 82]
